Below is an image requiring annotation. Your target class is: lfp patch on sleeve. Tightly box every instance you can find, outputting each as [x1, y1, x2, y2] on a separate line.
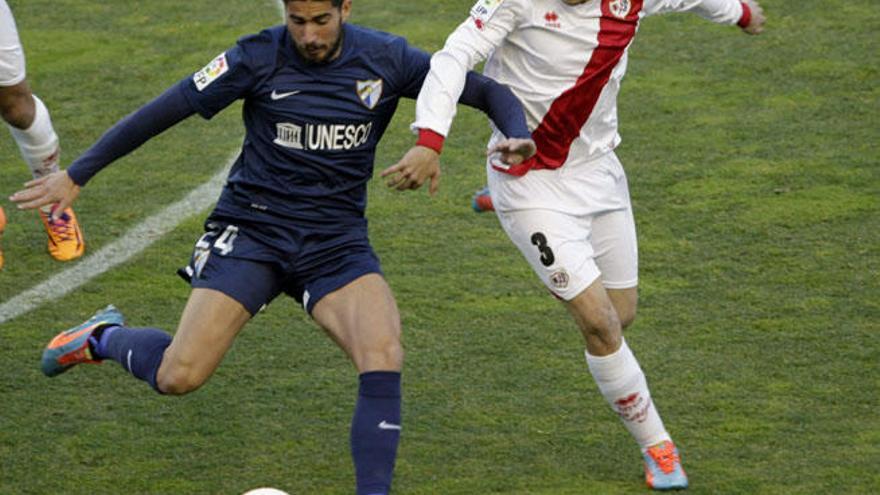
[193, 52, 229, 92]
[470, 0, 505, 29]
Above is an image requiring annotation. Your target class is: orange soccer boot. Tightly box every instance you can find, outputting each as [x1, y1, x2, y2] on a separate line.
[38, 205, 85, 261]
[643, 440, 688, 490]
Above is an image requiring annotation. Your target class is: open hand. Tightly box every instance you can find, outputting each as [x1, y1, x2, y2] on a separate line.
[381, 146, 441, 195]
[9, 170, 80, 221]
[741, 0, 765, 35]
[488, 137, 537, 165]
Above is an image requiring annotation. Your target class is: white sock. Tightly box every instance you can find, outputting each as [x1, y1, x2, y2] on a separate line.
[585, 338, 671, 450]
[7, 95, 60, 178]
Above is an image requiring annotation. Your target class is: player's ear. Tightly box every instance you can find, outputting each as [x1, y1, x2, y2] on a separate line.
[340, 0, 352, 22]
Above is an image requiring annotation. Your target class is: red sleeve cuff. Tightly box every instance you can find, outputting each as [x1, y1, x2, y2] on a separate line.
[737, 2, 752, 28]
[416, 128, 445, 154]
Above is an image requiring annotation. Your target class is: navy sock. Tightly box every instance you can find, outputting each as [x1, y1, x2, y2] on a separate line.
[351, 371, 402, 495]
[91, 325, 172, 393]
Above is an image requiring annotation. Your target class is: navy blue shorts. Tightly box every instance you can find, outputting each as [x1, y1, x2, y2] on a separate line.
[178, 218, 382, 315]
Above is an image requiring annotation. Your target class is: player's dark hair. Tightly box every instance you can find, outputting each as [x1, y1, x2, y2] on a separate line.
[284, 0, 344, 7]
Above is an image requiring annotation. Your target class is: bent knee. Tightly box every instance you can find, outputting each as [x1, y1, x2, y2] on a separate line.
[156, 365, 209, 395]
[356, 341, 404, 373]
[578, 308, 622, 338]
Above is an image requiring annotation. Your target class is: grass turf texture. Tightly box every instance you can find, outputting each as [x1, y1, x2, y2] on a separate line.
[0, 0, 877, 493]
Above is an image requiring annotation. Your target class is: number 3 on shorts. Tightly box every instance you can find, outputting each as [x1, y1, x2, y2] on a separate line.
[530, 232, 555, 267]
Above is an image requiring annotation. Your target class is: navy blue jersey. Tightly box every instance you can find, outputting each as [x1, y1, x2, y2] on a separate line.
[179, 24, 429, 223]
[66, 23, 529, 227]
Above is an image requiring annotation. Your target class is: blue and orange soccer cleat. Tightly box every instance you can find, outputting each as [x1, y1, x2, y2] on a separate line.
[41, 305, 124, 377]
[471, 186, 495, 213]
[643, 440, 688, 490]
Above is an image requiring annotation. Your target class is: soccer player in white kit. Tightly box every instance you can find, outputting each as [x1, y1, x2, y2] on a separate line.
[386, 0, 766, 490]
[0, 0, 84, 269]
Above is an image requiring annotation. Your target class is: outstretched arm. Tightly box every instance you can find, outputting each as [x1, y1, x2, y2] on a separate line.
[10, 83, 196, 218]
[383, 1, 531, 195]
[457, 71, 537, 164]
[645, 0, 765, 34]
[458, 71, 530, 142]
[11, 40, 258, 219]
[411, 0, 525, 138]
[382, 72, 536, 195]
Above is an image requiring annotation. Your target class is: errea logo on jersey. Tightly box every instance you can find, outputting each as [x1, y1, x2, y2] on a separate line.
[193, 52, 229, 91]
[544, 11, 561, 28]
[274, 122, 373, 151]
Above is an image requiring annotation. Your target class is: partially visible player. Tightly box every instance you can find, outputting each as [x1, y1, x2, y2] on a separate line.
[388, 0, 765, 490]
[471, 185, 494, 213]
[10, 1, 533, 493]
[0, 203, 6, 268]
[0, 0, 84, 268]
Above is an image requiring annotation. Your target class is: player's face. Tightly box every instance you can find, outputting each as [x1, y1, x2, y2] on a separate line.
[286, 0, 352, 63]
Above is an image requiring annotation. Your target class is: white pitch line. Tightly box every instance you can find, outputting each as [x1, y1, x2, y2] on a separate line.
[0, 157, 234, 325]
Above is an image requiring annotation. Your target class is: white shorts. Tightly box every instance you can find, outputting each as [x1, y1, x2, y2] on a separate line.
[490, 151, 638, 300]
[0, 0, 26, 87]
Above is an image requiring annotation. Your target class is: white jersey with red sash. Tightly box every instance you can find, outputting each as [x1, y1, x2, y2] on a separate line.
[413, 0, 744, 176]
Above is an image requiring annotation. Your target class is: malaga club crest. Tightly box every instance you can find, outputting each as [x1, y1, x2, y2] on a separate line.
[609, 0, 631, 19]
[356, 79, 383, 109]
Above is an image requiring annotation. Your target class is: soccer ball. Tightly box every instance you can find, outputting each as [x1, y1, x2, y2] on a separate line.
[242, 489, 289, 495]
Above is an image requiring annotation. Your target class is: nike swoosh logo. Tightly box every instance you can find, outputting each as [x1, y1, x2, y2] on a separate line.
[271, 89, 301, 100]
[378, 420, 401, 431]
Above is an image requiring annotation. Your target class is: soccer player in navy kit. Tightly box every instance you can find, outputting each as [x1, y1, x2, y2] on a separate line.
[10, 1, 535, 494]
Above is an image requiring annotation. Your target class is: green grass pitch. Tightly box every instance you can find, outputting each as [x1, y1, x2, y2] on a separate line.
[0, 0, 877, 493]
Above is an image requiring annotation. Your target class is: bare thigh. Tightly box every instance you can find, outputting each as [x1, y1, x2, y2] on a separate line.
[311, 273, 403, 373]
[156, 288, 252, 394]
